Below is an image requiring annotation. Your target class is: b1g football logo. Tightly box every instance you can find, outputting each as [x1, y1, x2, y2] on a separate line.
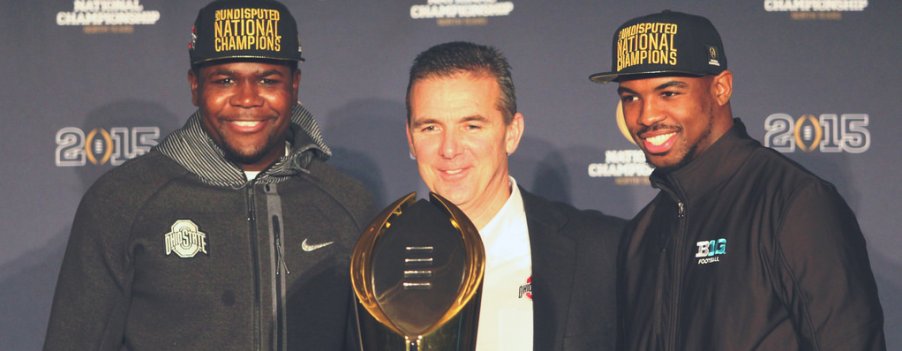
[764, 113, 870, 153]
[55, 127, 160, 167]
[696, 238, 727, 265]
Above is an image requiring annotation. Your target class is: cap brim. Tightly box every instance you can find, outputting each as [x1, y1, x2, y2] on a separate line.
[589, 70, 706, 84]
[191, 55, 305, 66]
[588, 71, 619, 84]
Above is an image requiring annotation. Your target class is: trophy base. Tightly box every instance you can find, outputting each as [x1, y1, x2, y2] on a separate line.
[356, 294, 480, 351]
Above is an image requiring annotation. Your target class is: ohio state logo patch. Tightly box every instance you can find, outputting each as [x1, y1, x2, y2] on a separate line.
[518, 276, 533, 299]
[164, 219, 208, 258]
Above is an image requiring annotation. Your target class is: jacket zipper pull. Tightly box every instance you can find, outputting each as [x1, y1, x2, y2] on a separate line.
[276, 240, 291, 275]
[677, 202, 686, 218]
[271, 215, 291, 276]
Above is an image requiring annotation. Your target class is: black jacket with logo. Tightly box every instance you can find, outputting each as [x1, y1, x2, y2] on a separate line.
[619, 120, 885, 350]
[44, 106, 373, 351]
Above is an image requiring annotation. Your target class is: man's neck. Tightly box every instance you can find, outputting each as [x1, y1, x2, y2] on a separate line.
[238, 141, 291, 172]
[462, 177, 513, 229]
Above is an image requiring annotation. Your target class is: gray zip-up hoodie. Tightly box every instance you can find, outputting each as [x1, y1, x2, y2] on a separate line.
[45, 105, 372, 351]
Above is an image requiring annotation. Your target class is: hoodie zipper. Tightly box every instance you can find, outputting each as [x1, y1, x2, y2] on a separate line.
[654, 181, 687, 351]
[666, 200, 687, 351]
[246, 181, 263, 351]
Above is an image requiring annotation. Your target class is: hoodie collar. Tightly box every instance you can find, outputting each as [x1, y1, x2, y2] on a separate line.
[155, 104, 330, 187]
[650, 118, 761, 203]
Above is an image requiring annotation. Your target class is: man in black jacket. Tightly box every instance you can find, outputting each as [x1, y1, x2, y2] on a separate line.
[405, 41, 624, 350]
[44, 1, 372, 350]
[590, 10, 885, 350]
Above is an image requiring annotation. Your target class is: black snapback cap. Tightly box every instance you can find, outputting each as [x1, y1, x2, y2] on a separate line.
[589, 10, 726, 83]
[189, 0, 303, 66]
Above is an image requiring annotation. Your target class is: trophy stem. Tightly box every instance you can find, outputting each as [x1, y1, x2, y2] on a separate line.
[405, 336, 422, 351]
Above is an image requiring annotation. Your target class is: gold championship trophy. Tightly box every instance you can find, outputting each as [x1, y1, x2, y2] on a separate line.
[351, 192, 486, 351]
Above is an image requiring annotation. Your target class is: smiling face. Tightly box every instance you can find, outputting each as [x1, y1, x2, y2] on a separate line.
[189, 61, 299, 171]
[406, 72, 524, 227]
[617, 71, 733, 171]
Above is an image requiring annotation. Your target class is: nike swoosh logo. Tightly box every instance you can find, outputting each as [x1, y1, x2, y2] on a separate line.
[301, 239, 334, 252]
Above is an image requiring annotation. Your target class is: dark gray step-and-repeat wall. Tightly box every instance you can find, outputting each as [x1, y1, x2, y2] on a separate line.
[1, 1, 898, 349]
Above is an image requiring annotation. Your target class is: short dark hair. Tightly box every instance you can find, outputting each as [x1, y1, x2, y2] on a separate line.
[406, 41, 517, 124]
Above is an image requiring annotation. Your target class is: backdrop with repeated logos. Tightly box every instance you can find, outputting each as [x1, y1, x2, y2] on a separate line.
[1, 0, 899, 349]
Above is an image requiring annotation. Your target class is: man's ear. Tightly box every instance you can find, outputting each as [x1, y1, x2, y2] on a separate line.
[188, 69, 200, 107]
[505, 112, 525, 156]
[405, 122, 416, 159]
[711, 70, 733, 107]
[291, 68, 301, 100]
